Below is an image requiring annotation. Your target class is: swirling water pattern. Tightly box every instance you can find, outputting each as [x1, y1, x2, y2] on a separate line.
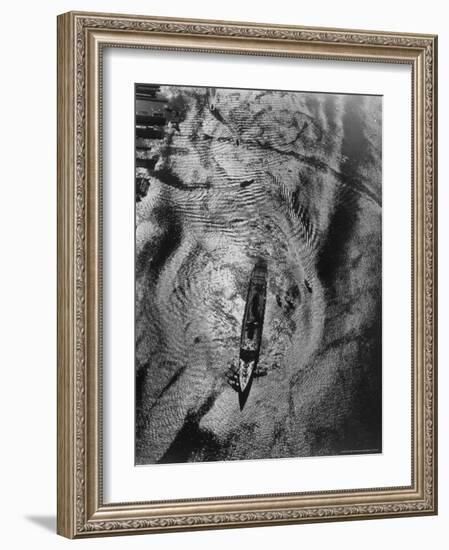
[135, 85, 382, 464]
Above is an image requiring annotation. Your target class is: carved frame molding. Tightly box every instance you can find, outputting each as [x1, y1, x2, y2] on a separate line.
[57, 11, 437, 538]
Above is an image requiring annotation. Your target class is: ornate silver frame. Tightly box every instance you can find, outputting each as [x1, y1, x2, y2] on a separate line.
[57, 11, 438, 538]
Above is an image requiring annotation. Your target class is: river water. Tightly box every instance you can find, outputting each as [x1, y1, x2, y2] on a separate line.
[135, 85, 382, 464]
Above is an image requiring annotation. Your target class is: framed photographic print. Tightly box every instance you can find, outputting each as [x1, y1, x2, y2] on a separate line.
[57, 11, 438, 538]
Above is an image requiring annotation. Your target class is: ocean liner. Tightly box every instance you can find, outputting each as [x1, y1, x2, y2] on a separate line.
[236, 259, 268, 409]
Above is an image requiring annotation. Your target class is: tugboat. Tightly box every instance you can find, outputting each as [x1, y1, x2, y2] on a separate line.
[237, 259, 268, 409]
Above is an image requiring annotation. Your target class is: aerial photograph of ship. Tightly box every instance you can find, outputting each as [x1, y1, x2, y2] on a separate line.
[134, 83, 382, 465]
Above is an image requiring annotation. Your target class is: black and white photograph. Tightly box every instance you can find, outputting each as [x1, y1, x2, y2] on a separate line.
[134, 83, 382, 465]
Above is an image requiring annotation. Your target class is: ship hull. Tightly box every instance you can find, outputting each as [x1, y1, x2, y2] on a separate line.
[238, 260, 267, 408]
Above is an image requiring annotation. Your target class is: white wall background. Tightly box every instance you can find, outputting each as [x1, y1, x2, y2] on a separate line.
[0, 1, 446, 548]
